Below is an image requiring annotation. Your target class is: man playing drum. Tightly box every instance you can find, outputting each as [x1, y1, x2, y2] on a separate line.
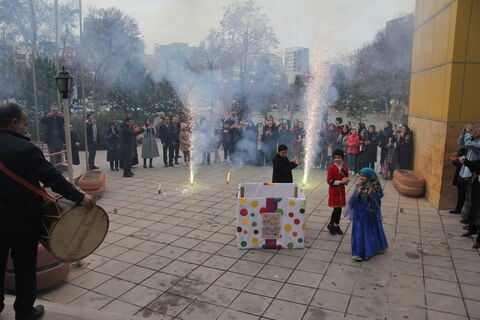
[0, 103, 96, 320]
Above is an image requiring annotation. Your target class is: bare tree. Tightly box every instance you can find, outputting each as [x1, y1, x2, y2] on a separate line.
[217, 1, 278, 100]
[81, 7, 143, 112]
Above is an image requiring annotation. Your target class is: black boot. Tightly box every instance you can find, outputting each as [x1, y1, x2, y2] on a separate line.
[17, 305, 44, 320]
[335, 225, 344, 235]
[327, 224, 336, 235]
[149, 159, 153, 168]
[143, 159, 147, 168]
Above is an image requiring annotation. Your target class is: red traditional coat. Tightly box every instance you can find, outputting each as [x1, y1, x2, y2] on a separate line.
[327, 163, 349, 208]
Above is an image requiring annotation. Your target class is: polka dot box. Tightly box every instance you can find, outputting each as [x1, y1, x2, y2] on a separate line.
[236, 183, 306, 249]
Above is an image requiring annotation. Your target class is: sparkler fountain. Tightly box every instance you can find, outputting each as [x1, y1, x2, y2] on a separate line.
[184, 90, 198, 187]
[302, 45, 330, 186]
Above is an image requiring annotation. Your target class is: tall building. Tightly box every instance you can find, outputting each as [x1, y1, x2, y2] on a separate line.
[284, 47, 309, 83]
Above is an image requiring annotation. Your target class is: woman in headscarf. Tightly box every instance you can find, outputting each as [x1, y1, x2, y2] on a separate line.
[345, 167, 388, 261]
[106, 122, 121, 171]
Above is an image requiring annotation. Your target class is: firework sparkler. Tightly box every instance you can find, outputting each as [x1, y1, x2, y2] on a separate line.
[303, 45, 330, 186]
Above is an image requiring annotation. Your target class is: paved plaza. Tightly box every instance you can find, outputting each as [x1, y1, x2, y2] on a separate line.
[5, 150, 480, 320]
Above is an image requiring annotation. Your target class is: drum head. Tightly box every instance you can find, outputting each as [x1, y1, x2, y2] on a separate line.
[48, 205, 109, 262]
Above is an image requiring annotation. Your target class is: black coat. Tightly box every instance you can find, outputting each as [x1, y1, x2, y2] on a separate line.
[364, 131, 379, 163]
[71, 131, 80, 165]
[398, 133, 413, 170]
[277, 128, 292, 148]
[0, 129, 84, 235]
[41, 115, 65, 144]
[86, 121, 98, 145]
[120, 124, 144, 158]
[452, 148, 467, 186]
[159, 124, 173, 145]
[107, 129, 122, 162]
[171, 123, 180, 143]
[272, 153, 298, 183]
[378, 128, 393, 148]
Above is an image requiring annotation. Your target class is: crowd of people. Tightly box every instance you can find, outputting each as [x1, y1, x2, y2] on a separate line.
[322, 117, 414, 179]
[450, 124, 480, 248]
[40, 108, 415, 180]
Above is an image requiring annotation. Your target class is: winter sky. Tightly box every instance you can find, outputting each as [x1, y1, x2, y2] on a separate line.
[82, 0, 416, 57]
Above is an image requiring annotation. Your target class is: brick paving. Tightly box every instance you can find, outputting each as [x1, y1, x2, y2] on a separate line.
[6, 149, 480, 319]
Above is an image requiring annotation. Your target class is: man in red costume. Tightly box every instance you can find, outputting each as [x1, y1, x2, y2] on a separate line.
[327, 149, 350, 235]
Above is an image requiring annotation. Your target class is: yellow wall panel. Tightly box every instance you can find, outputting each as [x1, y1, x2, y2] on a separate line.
[423, 0, 438, 23]
[460, 64, 480, 122]
[432, 9, 451, 66]
[436, 0, 456, 12]
[429, 66, 448, 120]
[447, 2, 458, 60]
[415, 0, 427, 28]
[466, 0, 480, 63]
[452, 0, 472, 62]
[419, 70, 432, 118]
[445, 63, 463, 122]
[409, 73, 421, 116]
[412, 31, 422, 72]
[415, 22, 435, 71]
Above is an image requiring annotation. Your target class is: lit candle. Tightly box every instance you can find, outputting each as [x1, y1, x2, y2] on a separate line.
[227, 171, 231, 184]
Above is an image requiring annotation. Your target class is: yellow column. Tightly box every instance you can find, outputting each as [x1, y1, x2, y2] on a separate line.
[409, 0, 480, 209]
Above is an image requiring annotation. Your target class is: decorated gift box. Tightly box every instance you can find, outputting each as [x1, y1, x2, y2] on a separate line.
[236, 183, 306, 249]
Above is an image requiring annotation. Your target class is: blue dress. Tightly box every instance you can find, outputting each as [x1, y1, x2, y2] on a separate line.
[348, 189, 388, 259]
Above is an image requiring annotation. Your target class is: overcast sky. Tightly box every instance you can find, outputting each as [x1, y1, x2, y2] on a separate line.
[82, 0, 415, 57]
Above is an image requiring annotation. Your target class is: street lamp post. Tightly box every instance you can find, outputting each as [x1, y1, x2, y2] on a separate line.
[55, 66, 74, 183]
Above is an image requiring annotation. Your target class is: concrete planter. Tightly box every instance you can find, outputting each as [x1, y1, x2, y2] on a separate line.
[77, 170, 106, 198]
[393, 169, 425, 197]
[5, 244, 70, 292]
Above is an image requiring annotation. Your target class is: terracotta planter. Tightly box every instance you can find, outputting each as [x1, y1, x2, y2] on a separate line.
[77, 170, 106, 198]
[393, 169, 425, 197]
[5, 244, 71, 292]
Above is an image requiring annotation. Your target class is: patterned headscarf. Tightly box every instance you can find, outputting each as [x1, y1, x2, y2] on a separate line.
[359, 167, 384, 199]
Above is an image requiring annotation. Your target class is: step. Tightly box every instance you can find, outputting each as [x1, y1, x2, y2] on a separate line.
[2, 295, 139, 320]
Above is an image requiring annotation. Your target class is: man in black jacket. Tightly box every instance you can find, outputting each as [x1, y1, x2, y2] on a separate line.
[159, 116, 174, 167]
[41, 106, 65, 167]
[272, 144, 300, 183]
[120, 118, 145, 177]
[0, 103, 96, 320]
[85, 114, 98, 170]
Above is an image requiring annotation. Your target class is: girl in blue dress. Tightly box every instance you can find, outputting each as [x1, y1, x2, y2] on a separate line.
[345, 167, 388, 261]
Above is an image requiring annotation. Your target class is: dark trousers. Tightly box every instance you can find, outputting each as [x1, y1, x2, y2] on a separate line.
[222, 141, 229, 160]
[87, 142, 96, 170]
[109, 160, 119, 170]
[455, 180, 468, 212]
[0, 232, 38, 319]
[330, 207, 342, 225]
[47, 138, 63, 167]
[380, 147, 388, 166]
[347, 153, 358, 172]
[183, 151, 191, 163]
[143, 158, 153, 167]
[123, 153, 133, 176]
[174, 143, 180, 163]
[202, 152, 211, 165]
[163, 144, 174, 165]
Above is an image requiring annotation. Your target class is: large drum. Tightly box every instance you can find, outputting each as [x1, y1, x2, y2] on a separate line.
[40, 197, 109, 262]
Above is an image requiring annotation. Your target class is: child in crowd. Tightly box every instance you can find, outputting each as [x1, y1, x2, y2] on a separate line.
[272, 144, 301, 183]
[179, 124, 191, 166]
[327, 149, 349, 235]
[345, 167, 388, 261]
